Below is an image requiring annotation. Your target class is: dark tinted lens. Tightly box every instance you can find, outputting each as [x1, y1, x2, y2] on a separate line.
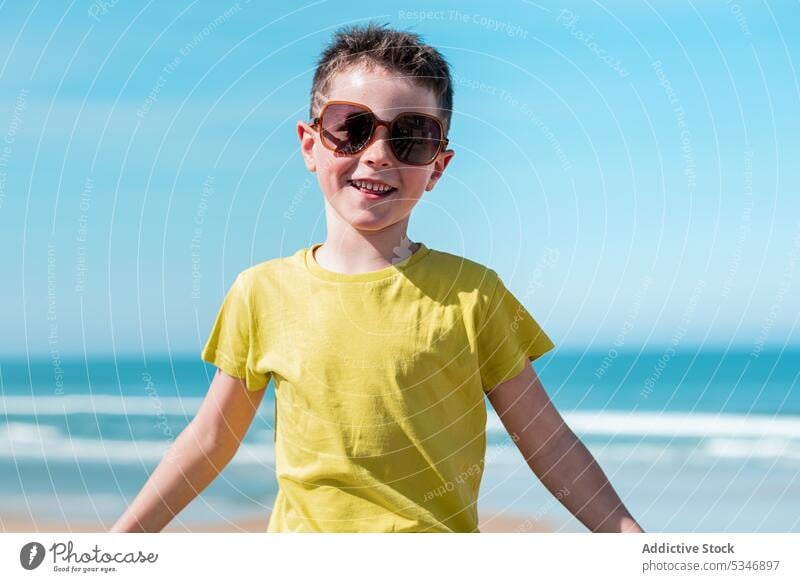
[320, 103, 374, 154]
[391, 114, 442, 164]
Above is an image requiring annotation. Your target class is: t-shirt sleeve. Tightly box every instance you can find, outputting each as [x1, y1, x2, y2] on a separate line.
[477, 270, 555, 393]
[201, 272, 270, 392]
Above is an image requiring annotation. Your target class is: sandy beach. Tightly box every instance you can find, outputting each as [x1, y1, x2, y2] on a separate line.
[1, 512, 552, 533]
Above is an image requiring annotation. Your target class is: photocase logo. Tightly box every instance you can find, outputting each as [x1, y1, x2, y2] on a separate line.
[20, 542, 46, 570]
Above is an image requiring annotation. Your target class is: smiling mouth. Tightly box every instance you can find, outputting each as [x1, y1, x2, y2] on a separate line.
[348, 180, 397, 196]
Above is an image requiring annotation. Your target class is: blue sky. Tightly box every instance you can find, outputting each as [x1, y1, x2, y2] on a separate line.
[0, 1, 798, 357]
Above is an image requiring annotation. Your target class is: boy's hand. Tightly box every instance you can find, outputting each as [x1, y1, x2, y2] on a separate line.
[487, 361, 644, 533]
[109, 369, 265, 532]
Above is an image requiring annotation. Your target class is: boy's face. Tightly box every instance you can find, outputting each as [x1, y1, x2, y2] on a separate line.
[298, 65, 454, 233]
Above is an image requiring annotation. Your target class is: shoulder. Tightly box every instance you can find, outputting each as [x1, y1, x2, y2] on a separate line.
[232, 247, 307, 295]
[423, 247, 501, 296]
[240, 247, 305, 279]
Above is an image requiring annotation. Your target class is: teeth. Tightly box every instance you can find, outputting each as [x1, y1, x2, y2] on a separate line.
[351, 180, 393, 193]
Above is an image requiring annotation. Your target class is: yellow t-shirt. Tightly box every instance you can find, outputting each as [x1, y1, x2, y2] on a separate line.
[201, 242, 555, 532]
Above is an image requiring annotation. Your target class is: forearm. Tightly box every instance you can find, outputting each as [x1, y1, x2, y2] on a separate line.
[529, 426, 643, 532]
[109, 421, 236, 532]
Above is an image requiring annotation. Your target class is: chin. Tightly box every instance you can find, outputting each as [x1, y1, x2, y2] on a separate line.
[332, 202, 394, 229]
[344, 209, 408, 232]
[344, 214, 397, 231]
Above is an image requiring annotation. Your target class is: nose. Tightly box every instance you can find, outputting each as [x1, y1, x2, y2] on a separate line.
[361, 125, 393, 167]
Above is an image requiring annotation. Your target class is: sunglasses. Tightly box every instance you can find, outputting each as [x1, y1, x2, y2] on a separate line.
[310, 100, 449, 166]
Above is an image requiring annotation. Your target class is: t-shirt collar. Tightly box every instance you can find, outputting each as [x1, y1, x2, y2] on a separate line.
[304, 241, 431, 283]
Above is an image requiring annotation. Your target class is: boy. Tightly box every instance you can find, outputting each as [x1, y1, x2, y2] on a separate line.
[111, 23, 643, 533]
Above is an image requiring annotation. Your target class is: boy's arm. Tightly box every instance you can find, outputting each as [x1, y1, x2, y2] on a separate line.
[109, 369, 265, 532]
[487, 362, 644, 533]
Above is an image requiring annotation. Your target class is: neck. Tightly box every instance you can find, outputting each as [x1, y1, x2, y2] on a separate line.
[315, 212, 419, 275]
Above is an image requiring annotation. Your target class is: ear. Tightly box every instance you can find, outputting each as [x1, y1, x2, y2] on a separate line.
[424, 148, 455, 191]
[297, 120, 317, 173]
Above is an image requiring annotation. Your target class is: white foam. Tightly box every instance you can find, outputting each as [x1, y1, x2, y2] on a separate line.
[3, 416, 800, 465]
[2, 421, 62, 442]
[703, 438, 800, 461]
[13, 397, 799, 440]
[484, 432, 800, 464]
[487, 410, 800, 439]
[0, 422, 274, 466]
[1, 395, 204, 416]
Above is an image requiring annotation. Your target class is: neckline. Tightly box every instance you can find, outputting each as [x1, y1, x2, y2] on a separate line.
[304, 241, 432, 283]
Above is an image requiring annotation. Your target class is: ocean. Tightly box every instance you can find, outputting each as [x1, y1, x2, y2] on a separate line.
[1, 348, 798, 532]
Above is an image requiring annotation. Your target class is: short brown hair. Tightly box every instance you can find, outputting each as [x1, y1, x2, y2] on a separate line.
[309, 22, 454, 133]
